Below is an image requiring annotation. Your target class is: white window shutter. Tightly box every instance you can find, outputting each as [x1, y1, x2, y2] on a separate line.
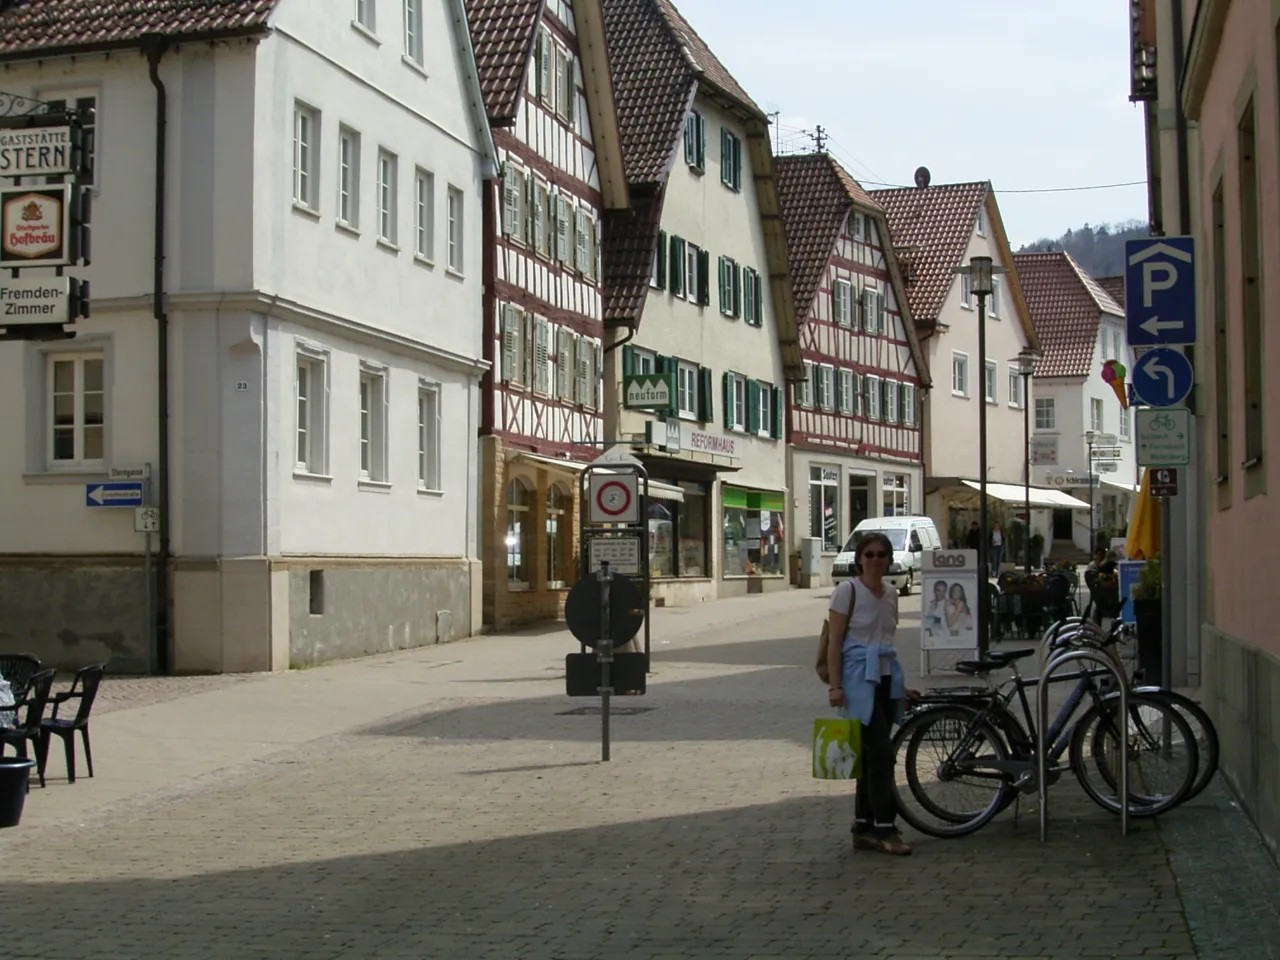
[575, 209, 589, 273]
[522, 311, 534, 387]
[500, 305, 516, 382]
[575, 334, 590, 403]
[556, 327, 571, 398]
[556, 196, 570, 262]
[593, 340, 603, 408]
[877, 291, 887, 332]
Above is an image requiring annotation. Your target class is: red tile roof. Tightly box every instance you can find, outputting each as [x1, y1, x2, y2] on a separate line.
[1013, 251, 1123, 379]
[464, 0, 543, 124]
[0, 0, 275, 58]
[870, 181, 988, 324]
[775, 153, 880, 325]
[602, 188, 664, 323]
[1097, 274, 1125, 309]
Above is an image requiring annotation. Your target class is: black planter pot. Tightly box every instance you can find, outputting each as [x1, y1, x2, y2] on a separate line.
[0, 757, 35, 828]
[1133, 597, 1163, 681]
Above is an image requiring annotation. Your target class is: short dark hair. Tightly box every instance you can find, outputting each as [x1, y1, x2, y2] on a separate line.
[854, 532, 895, 574]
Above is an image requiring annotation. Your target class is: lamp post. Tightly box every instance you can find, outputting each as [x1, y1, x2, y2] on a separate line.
[1085, 430, 1097, 555]
[955, 255, 1007, 657]
[1011, 351, 1039, 576]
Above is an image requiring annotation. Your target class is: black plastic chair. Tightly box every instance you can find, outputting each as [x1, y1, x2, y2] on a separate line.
[0, 654, 41, 726]
[0, 668, 55, 788]
[38, 662, 105, 785]
[1043, 572, 1079, 623]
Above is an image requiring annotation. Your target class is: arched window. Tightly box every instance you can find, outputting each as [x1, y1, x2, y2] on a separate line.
[546, 484, 571, 587]
[507, 478, 531, 585]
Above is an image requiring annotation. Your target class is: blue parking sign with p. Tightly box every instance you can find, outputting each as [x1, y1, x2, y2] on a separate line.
[1125, 237, 1197, 347]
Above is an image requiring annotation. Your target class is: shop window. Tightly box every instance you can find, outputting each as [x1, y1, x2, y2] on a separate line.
[507, 478, 531, 586]
[809, 466, 840, 551]
[546, 484, 570, 588]
[647, 482, 708, 578]
[723, 486, 786, 576]
[882, 474, 910, 517]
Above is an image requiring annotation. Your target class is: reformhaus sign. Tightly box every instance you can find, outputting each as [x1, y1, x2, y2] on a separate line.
[0, 127, 73, 177]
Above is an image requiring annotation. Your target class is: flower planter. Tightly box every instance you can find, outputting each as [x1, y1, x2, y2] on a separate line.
[0, 757, 35, 828]
[1133, 597, 1163, 680]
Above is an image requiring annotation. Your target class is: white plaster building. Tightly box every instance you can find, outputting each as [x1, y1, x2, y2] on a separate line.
[0, 0, 497, 673]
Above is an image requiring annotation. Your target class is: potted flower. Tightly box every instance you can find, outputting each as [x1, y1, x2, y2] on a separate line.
[1132, 555, 1162, 678]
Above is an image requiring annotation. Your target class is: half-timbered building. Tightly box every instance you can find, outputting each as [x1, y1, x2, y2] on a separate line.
[467, 0, 628, 629]
[600, 0, 803, 605]
[775, 154, 931, 586]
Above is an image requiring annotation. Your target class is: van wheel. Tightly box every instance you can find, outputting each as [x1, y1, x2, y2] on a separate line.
[900, 571, 913, 596]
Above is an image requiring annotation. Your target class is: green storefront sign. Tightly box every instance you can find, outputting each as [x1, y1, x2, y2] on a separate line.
[623, 372, 675, 410]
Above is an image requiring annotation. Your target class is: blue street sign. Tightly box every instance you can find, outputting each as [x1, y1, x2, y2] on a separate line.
[1132, 347, 1194, 407]
[85, 481, 144, 508]
[1125, 236, 1197, 347]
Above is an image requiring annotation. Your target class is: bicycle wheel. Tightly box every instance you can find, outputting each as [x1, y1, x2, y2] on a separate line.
[1069, 692, 1198, 817]
[1131, 688, 1219, 801]
[893, 705, 1013, 838]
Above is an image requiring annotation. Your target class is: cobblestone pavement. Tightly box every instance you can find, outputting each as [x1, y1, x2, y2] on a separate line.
[83, 671, 270, 715]
[0, 589, 1271, 958]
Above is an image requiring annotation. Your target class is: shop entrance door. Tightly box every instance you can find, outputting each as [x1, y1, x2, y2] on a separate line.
[848, 476, 871, 535]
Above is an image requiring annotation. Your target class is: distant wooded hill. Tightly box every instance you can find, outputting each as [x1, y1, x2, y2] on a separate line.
[1017, 220, 1148, 279]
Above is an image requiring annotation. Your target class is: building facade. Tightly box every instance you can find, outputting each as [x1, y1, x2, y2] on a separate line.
[1137, 0, 1280, 855]
[1014, 251, 1141, 556]
[0, 0, 496, 672]
[873, 181, 1042, 551]
[466, 0, 628, 630]
[600, 0, 803, 605]
[775, 154, 929, 584]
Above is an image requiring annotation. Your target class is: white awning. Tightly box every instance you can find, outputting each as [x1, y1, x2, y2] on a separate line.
[507, 452, 684, 502]
[960, 480, 1091, 511]
[1102, 479, 1140, 494]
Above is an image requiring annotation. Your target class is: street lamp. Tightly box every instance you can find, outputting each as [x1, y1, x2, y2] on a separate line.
[955, 255, 1008, 657]
[1011, 351, 1039, 576]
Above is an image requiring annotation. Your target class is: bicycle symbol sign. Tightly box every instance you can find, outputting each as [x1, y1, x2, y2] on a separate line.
[1136, 407, 1190, 467]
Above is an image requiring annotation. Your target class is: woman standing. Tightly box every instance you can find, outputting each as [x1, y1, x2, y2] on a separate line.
[825, 532, 914, 856]
[989, 522, 1004, 578]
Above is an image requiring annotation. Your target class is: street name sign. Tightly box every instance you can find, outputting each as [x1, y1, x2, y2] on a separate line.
[1125, 237, 1197, 346]
[623, 372, 674, 410]
[85, 481, 144, 508]
[1132, 347, 1194, 407]
[0, 276, 69, 325]
[109, 464, 150, 481]
[1136, 408, 1191, 467]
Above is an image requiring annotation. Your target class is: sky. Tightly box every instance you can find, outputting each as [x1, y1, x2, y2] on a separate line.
[671, 0, 1149, 248]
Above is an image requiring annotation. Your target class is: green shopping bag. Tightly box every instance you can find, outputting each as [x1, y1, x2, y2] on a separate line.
[812, 717, 862, 780]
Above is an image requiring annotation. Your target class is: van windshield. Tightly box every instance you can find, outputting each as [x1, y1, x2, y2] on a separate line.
[842, 528, 908, 553]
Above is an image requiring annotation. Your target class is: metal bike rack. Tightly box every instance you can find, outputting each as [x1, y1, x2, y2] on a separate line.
[1037, 646, 1130, 841]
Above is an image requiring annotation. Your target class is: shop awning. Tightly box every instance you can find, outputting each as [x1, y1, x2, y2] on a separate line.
[960, 480, 1091, 511]
[508, 452, 684, 502]
[1102, 479, 1140, 494]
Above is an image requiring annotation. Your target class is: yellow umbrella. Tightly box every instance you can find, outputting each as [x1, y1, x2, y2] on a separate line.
[1126, 468, 1162, 560]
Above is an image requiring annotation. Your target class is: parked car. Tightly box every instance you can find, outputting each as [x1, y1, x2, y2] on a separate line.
[832, 516, 942, 595]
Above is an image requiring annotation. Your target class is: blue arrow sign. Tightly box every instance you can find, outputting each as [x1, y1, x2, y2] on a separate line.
[1132, 348, 1194, 407]
[85, 481, 144, 508]
[1125, 236, 1197, 346]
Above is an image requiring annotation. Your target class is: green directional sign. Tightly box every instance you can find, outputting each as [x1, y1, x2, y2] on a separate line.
[623, 372, 674, 410]
[1136, 407, 1190, 467]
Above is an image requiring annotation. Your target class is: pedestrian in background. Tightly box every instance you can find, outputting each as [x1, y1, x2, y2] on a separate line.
[989, 521, 1004, 578]
[825, 532, 916, 856]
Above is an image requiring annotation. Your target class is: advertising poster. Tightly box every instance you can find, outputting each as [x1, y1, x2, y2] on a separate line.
[1118, 560, 1145, 625]
[921, 550, 980, 652]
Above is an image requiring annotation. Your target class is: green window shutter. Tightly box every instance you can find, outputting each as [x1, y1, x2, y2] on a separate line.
[717, 256, 728, 313]
[722, 372, 733, 429]
[699, 366, 713, 422]
[656, 229, 667, 289]
[656, 354, 677, 416]
[771, 386, 784, 439]
[732, 265, 742, 317]
[698, 249, 710, 306]
[622, 344, 636, 376]
[877, 291, 886, 332]
[697, 114, 706, 169]
[670, 236, 684, 296]
[721, 128, 731, 186]
[684, 116, 695, 166]
[754, 271, 765, 326]
[746, 379, 760, 434]
[733, 136, 742, 191]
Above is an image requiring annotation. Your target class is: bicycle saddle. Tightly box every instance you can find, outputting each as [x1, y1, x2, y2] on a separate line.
[955, 659, 1004, 675]
[984, 648, 1037, 665]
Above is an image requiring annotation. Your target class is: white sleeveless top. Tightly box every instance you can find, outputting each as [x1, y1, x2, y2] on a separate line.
[830, 578, 899, 676]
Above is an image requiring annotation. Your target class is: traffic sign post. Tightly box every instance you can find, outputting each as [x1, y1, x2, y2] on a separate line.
[1125, 237, 1197, 347]
[1132, 348, 1194, 407]
[1136, 408, 1191, 467]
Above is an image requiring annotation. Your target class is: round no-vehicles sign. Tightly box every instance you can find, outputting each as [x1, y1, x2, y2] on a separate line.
[589, 474, 640, 525]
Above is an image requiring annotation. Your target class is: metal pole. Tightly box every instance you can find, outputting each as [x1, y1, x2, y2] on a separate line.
[977, 292, 990, 656]
[598, 561, 612, 763]
[1023, 372, 1031, 577]
[1088, 437, 1096, 555]
[144, 468, 155, 676]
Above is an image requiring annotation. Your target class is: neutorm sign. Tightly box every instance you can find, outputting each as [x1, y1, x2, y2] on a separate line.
[0, 126, 73, 177]
[1, 185, 71, 267]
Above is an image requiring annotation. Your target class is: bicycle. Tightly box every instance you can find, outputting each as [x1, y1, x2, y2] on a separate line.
[891, 622, 1199, 838]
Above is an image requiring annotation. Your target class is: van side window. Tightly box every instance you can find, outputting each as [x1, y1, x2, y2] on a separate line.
[910, 531, 923, 552]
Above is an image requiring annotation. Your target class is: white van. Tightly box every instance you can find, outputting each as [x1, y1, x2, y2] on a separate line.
[832, 516, 942, 595]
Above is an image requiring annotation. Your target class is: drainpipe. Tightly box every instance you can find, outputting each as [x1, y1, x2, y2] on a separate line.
[142, 35, 172, 675]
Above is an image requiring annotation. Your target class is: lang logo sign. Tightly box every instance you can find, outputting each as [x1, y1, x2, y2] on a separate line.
[924, 549, 978, 572]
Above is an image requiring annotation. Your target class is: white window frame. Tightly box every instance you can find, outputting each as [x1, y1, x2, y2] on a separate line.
[535, 179, 552, 259]
[292, 102, 320, 212]
[797, 361, 814, 408]
[46, 352, 106, 471]
[1120, 405, 1131, 440]
[732, 375, 747, 431]
[1035, 397, 1056, 430]
[951, 351, 970, 397]
[376, 148, 398, 245]
[295, 344, 330, 477]
[37, 88, 99, 188]
[757, 381, 773, 437]
[865, 375, 882, 420]
[337, 126, 360, 229]
[885, 380, 900, 422]
[818, 364, 835, 412]
[414, 167, 434, 261]
[403, 0, 424, 66]
[355, 0, 376, 32]
[1090, 397, 1104, 434]
[633, 348, 656, 375]
[1008, 367, 1024, 407]
[976, 207, 986, 237]
[575, 207, 591, 275]
[984, 360, 998, 404]
[500, 304, 526, 386]
[358, 364, 389, 485]
[902, 383, 918, 426]
[837, 369, 854, 414]
[417, 381, 441, 492]
[685, 242, 700, 303]
[960, 272, 973, 309]
[555, 44, 576, 125]
[447, 186, 464, 273]
[833, 279, 853, 326]
[675, 363, 699, 419]
[502, 163, 526, 241]
[853, 213, 865, 240]
[989, 277, 1001, 318]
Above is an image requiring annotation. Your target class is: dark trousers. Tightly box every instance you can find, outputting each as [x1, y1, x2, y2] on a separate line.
[854, 678, 898, 837]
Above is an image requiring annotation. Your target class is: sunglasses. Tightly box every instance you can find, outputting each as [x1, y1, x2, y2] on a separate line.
[861, 551, 890, 559]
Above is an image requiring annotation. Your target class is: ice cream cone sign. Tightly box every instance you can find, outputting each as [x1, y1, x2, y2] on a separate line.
[1101, 360, 1129, 409]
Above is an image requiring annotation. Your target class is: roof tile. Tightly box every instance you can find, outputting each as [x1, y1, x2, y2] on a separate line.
[871, 181, 989, 324]
[464, 0, 543, 123]
[601, 189, 663, 323]
[0, 0, 276, 57]
[1097, 274, 1125, 309]
[1013, 251, 1121, 379]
